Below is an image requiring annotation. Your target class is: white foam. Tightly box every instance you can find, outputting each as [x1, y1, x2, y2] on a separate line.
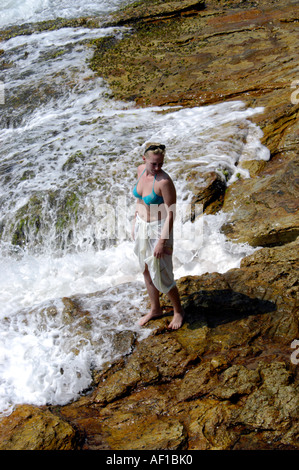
[0, 0, 136, 27]
[0, 283, 149, 416]
[0, 4, 270, 415]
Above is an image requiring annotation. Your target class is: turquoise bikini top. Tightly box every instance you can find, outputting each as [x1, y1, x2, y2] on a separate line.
[133, 169, 164, 206]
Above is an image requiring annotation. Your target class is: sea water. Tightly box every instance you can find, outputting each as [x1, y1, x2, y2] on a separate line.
[0, 0, 135, 27]
[0, 0, 270, 416]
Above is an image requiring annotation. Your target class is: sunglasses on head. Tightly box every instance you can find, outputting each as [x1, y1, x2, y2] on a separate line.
[145, 144, 166, 153]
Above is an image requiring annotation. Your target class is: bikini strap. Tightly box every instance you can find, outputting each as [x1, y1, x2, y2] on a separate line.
[136, 168, 146, 184]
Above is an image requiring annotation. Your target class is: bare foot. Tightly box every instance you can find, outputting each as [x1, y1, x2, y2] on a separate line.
[138, 310, 163, 326]
[168, 311, 184, 330]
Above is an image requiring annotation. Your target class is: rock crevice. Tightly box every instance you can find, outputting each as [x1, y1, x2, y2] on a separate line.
[0, 0, 298, 450]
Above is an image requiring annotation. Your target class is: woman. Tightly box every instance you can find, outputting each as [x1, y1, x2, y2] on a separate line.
[132, 143, 184, 330]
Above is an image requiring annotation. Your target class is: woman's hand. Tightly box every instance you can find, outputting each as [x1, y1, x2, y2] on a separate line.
[131, 211, 137, 241]
[153, 240, 172, 258]
[153, 240, 165, 258]
[131, 222, 136, 241]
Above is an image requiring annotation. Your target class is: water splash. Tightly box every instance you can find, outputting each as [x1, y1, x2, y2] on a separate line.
[0, 2, 270, 415]
[0, 0, 136, 27]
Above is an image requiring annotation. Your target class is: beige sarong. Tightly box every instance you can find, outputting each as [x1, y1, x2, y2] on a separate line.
[134, 214, 176, 294]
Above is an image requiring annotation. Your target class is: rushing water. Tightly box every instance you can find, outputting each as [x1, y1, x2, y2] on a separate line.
[0, 0, 270, 416]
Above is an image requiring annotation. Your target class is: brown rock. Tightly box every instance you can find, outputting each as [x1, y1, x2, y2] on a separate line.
[1, 0, 298, 452]
[213, 364, 260, 400]
[188, 170, 226, 214]
[59, 0, 299, 450]
[56, 256, 298, 450]
[92, 333, 196, 405]
[101, 413, 187, 450]
[188, 399, 240, 450]
[232, 362, 299, 432]
[240, 238, 299, 299]
[177, 362, 219, 401]
[89, 0, 299, 250]
[92, 0, 299, 113]
[221, 154, 299, 246]
[0, 405, 79, 450]
[109, 0, 205, 25]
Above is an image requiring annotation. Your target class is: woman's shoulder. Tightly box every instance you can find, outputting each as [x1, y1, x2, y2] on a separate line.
[158, 170, 173, 186]
[137, 164, 146, 176]
[157, 171, 176, 194]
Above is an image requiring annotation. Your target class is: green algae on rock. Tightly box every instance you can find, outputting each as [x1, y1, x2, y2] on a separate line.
[0, 0, 298, 451]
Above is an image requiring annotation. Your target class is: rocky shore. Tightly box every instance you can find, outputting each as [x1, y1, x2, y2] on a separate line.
[0, 0, 298, 450]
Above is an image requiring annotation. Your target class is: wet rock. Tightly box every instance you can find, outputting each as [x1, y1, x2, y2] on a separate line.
[89, 0, 299, 252]
[221, 154, 299, 246]
[239, 238, 299, 299]
[0, 405, 79, 450]
[177, 362, 219, 401]
[188, 170, 226, 214]
[100, 414, 187, 451]
[232, 362, 299, 433]
[0, 17, 99, 42]
[92, 333, 196, 406]
[1, 253, 298, 449]
[109, 0, 205, 26]
[91, 0, 299, 112]
[0, 0, 298, 452]
[212, 364, 261, 400]
[9, 189, 82, 249]
[55, 256, 298, 450]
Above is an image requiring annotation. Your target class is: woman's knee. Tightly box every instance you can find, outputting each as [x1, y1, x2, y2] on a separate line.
[143, 267, 151, 280]
[143, 266, 154, 283]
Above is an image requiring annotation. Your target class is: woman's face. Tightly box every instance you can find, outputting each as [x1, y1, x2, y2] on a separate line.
[144, 151, 164, 175]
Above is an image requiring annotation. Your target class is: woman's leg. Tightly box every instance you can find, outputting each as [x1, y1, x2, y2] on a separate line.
[139, 264, 163, 326]
[139, 267, 184, 329]
[166, 286, 184, 330]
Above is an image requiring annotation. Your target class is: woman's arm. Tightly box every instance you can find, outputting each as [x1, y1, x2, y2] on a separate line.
[153, 177, 176, 258]
[131, 206, 137, 240]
